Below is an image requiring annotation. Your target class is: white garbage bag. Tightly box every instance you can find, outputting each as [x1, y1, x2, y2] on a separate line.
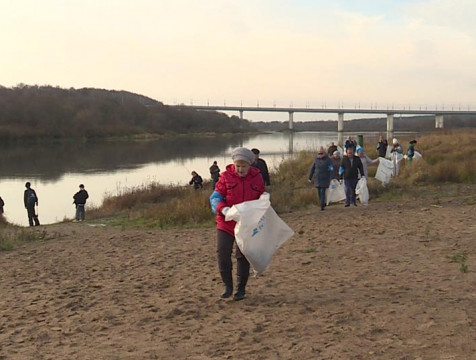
[375, 157, 393, 185]
[225, 193, 294, 276]
[326, 179, 346, 205]
[355, 177, 369, 205]
[392, 152, 404, 176]
[413, 151, 422, 161]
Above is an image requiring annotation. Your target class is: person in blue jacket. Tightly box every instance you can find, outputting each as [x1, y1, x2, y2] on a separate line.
[308, 146, 335, 210]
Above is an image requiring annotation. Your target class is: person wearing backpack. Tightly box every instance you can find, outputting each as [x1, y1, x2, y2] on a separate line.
[189, 171, 203, 190]
[24, 182, 40, 226]
[73, 184, 89, 221]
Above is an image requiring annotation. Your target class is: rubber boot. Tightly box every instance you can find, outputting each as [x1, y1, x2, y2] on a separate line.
[233, 275, 249, 301]
[220, 271, 233, 298]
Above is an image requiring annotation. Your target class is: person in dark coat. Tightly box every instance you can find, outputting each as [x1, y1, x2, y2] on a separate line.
[209, 161, 220, 189]
[0, 196, 4, 214]
[377, 135, 388, 158]
[407, 140, 417, 163]
[251, 148, 271, 191]
[24, 182, 40, 226]
[189, 171, 203, 190]
[327, 142, 338, 156]
[308, 146, 335, 210]
[339, 147, 364, 207]
[73, 184, 89, 221]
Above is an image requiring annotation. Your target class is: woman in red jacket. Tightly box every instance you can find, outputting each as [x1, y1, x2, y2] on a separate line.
[212, 147, 265, 301]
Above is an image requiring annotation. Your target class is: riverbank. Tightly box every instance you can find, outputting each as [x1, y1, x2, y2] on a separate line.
[0, 183, 475, 359]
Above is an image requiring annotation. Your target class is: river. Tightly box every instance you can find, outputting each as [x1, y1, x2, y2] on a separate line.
[0, 131, 407, 226]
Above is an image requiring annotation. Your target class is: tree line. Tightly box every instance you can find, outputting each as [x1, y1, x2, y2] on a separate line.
[252, 115, 476, 132]
[0, 85, 255, 141]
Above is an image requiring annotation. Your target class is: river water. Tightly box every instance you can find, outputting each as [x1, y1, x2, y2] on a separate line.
[0, 131, 401, 226]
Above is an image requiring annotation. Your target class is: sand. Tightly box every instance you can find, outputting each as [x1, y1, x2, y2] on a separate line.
[1, 185, 475, 360]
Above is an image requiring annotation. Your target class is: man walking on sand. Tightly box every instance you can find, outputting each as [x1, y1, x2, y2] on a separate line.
[73, 184, 89, 221]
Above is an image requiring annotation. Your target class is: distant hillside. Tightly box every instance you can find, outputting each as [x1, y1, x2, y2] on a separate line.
[0, 85, 255, 141]
[252, 115, 476, 132]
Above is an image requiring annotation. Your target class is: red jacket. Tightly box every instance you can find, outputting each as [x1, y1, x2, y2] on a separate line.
[215, 164, 265, 236]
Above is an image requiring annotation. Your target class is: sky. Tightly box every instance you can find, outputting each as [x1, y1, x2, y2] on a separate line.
[1, 0, 476, 121]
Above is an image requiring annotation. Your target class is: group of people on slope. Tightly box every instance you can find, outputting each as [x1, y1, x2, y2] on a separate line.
[309, 144, 372, 210]
[309, 136, 419, 209]
[190, 147, 271, 192]
[1, 182, 89, 226]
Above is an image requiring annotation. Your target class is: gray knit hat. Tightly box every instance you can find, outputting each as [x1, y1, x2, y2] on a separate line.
[231, 147, 255, 164]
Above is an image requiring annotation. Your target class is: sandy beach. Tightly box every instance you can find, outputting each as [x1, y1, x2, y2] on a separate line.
[1, 184, 475, 360]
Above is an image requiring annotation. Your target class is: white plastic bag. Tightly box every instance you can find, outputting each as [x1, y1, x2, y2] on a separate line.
[326, 179, 346, 205]
[355, 177, 369, 205]
[413, 151, 422, 161]
[375, 157, 393, 185]
[225, 193, 294, 276]
[392, 152, 404, 176]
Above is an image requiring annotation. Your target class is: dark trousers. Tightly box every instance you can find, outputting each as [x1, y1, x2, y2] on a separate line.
[75, 204, 85, 221]
[26, 205, 40, 226]
[317, 187, 327, 208]
[344, 178, 358, 205]
[217, 229, 250, 277]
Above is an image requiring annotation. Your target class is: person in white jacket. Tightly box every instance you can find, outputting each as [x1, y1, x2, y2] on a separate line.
[356, 147, 379, 179]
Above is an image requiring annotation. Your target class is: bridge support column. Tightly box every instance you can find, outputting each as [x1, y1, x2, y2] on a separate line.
[435, 114, 444, 128]
[288, 111, 294, 130]
[337, 113, 344, 146]
[288, 131, 294, 154]
[239, 110, 243, 120]
[386, 114, 394, 141]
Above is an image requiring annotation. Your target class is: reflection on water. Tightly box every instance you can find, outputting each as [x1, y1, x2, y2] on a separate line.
[0, 131, 403, 226]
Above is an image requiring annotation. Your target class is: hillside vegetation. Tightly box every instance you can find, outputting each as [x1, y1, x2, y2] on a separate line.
[0, 85, 254, 141]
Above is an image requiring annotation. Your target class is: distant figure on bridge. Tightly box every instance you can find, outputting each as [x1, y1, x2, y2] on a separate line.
[0, 196, 4, 214]
[209, 161, 221, 189]
[24, 182, 40, 226]
[327, 142, 338, 156]
[377, 136, 388, 158]
[189, 171, 204, 190]
[251, 148, 271, 191]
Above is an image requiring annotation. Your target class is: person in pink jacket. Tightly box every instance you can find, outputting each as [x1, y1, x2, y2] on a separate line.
[211, 147, 265, 300]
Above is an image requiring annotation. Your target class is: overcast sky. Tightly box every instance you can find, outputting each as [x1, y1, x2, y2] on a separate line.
[2, 0, 475, 120]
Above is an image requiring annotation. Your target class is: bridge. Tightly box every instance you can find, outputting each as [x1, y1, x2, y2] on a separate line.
[182, 104, 476, 145]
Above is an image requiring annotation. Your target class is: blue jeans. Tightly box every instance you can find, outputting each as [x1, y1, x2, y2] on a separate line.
[344, 178, 358, 205]
[75, 204, 85, 221]
[317, 187, 327, 208]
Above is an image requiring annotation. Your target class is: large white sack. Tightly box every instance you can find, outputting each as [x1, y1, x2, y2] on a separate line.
[375, 157, 393, 185]
[326, 179, 346, 205]
[225, 193, 294, 276]
[413, 151, 422, 160]
[355, 177, 369, 205]
[392, 152, 404, 176]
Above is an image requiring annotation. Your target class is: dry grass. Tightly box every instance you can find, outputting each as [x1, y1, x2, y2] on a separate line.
[397, 129, 476, 185]
[87, 182, 214, 229]
[82, 129, 476, 228]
